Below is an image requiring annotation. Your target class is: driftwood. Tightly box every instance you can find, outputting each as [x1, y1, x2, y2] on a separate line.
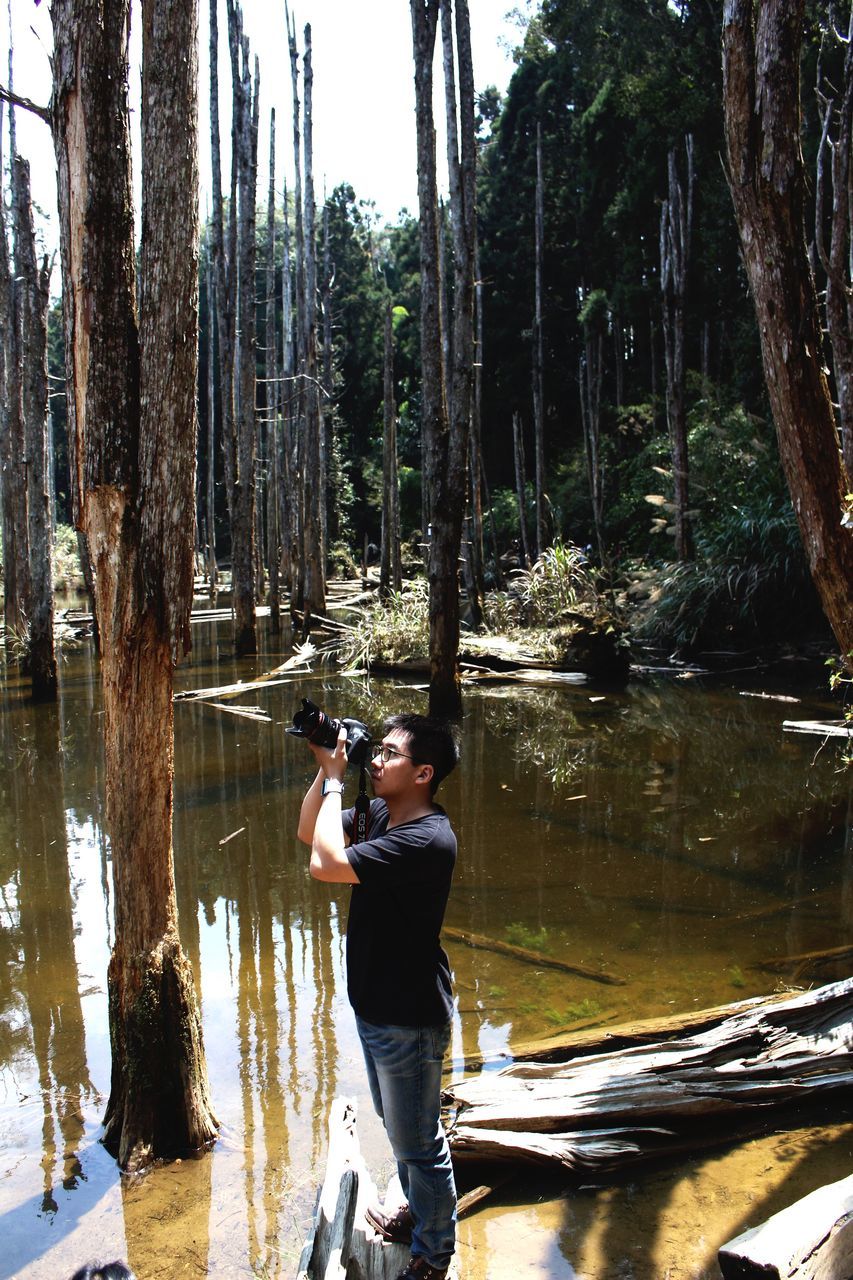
[441, 925, 626, 986]
[757, 943, 853, 982]
[718, 1171, 853, 1280]
[462, 667, 589, 687]
[446, 978, 853, 1174]
[296, 1098, 459, 1280]
[174, 643, 315, 703]
[782, 718, 852, 738]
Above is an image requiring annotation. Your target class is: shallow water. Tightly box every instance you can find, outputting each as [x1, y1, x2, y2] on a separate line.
[0, 620, 851, 1279]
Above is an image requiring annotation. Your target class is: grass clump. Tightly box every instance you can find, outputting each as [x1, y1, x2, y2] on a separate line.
[333, 577, 429, 670]
[505, 922, 550, 952]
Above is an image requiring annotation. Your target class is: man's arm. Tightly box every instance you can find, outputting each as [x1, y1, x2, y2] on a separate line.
[296, 728, 359, 884]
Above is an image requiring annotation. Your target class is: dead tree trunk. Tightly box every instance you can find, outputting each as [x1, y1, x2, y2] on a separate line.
[300, 22, 326, 625]
[280, 178, 296, 599]
[660, 135, 694, 562]
[228, 2, 259, 655]
[532, 122, 547, 559]
[13, 155, 56, 699]
[205, 245, 217, 601]
[412, 0, 476, 718]
[815, 8, 853, 479]
[51, 0, 216, 1170]
[379, 295, 402, 601]
[513, 410, 530, 568]
[448, 978, 853, 1174]
[578, 288, 607, 567]
[265, 109, 280, 633]
[723, 0, 853, 663]
[286, 1, 306, 616]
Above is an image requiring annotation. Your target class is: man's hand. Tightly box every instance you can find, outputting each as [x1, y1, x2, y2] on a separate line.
[307, 725, 348, 781]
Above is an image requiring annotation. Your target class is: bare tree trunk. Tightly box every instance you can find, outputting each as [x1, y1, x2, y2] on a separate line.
[815, 7, 853, 478]
[465, 243, 486, 623]
[265, 109, 280, 632]
[280, 178, 296, 598]
[228, 3, 259, 655]
[301, 22, 326, 624]
[512, 409, 530, 568]
[579, 326, 606, 567]
[51, 0, 216, 1170]
[205, 246, 217, 600]
[660, 135, 694, 561]
[723, 0, 853, 663]
[321, 199, 334, 554]
[613, 311, 624, 409]
[532, 122, 547, 559]
[286, 2, 306, 615]
[380, 296, 402, 600]
[14, 154, 56, 699]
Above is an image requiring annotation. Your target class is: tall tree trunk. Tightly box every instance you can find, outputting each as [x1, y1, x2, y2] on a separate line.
[380, 295, 402, 600]
[579, 321, 606, 567]
[321, 198, 334, 553]
[51, 0, 216, 1170]
[414, 0, 476, 717]
[660, 135, 694, 561]
[723, 0, 853, 664]
[228, 3, 259, 655]
[512, 409, 530, 568]
[265, 109, 280, 632]
[815, 7, 853, 478]
[286, 1, 306, 616]
[300, 22, 325, 625]
[280, 178, 296, 598]
[14, 154, 56, 699]
[532, 122, 547, 559]
[205, 246, 217, 600]
[465, 242, 485, 625]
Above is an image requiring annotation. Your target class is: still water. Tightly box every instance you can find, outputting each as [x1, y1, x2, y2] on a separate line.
[0, 619, 851, 1279]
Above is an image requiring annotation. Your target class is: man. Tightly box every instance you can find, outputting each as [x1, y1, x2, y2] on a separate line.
[297, 712, 459, 1280]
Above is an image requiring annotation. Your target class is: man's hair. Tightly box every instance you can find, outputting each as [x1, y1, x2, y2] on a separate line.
[69, 1265, 136, 1280]
[384, 713, 459, 796]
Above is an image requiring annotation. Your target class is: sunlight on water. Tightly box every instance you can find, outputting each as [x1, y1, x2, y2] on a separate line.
[0, 619, 850, 1278]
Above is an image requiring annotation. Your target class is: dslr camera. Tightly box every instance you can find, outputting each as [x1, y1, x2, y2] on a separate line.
[286, 698, 372, 768]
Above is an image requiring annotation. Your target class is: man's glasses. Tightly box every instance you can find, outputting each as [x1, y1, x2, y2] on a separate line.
[374, 743, 418, 764]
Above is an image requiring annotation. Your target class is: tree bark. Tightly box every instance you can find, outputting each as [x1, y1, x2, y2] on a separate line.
[513, 409, 530, 568]
[660, 136, 694, 561]
[51, 0, 216, 1170]
[286, 1, 306, 615]
[300, 22, 326, 625]
[380, 295, 402, 600]
[532, 122, 547, 559]
[815, 8, 853, 479]
[13, 155, 56, 699]
[265, 109, 280, 632]
[579, 312, 606, 568]
[228, 2, 259, 655]
[205, 245, 217, 600]
[723, 0, 853, 664]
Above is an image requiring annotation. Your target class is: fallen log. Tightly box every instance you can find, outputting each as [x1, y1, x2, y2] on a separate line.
[782, 719, 852, 739]
[757, 943, 853, 981]
[296, 1098, 460, 1280]
[441, 925, 626, 986]
[174, 643, 315, 702]
[718, 1171, 853, 1280]
[446, 977, 853, 1174]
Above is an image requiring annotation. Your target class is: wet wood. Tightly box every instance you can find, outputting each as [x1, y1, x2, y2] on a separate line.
[757, 942, 853, 979]
[782, 719, 852, 739]
[297, 1097, 459, 1280]
[718, 1171, 853, 1280]
[462, 668, 589, 687]
[447, 978, 853, 1173]
[174, 644, 315, 701]
[441, 925, 626, 986]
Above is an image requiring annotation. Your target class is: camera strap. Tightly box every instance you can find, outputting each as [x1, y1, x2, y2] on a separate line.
[352, 764, 371, 845]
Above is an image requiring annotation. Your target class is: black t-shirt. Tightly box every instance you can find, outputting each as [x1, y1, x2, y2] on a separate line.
[342, 797, 456, 1027]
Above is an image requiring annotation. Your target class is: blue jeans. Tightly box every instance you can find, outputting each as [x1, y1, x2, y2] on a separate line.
[356, 1016, 456, 1269]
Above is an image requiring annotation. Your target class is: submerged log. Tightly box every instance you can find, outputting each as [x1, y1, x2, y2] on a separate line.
[447, 978, 853, 1174]
[441, 925, 626, 986]
[718, 1171, 853, 1280]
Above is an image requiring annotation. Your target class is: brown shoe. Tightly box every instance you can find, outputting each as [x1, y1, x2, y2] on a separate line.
[365, 1201, 414, 1244]
[395, 1256, 448, 1280]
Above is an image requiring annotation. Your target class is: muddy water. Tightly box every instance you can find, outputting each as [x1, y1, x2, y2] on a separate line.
[0, 621, 851, 1279]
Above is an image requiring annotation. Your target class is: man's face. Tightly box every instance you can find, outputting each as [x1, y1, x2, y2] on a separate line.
[370, 729, 419, 798]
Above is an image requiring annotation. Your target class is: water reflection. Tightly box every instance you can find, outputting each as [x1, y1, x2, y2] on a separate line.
[0, 626, 850, 1278]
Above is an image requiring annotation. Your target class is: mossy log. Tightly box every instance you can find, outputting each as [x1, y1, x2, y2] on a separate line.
[442, 925, 626, 985]
[447, 978, 853, 1174]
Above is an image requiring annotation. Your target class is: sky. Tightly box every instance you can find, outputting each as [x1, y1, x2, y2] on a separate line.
[5, 0, 529, 261]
